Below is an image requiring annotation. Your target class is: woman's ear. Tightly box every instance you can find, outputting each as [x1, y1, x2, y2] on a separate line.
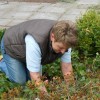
[50, 33, 55, 41]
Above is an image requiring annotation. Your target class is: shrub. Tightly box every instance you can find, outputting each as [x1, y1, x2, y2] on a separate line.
[0, 29, 5, 41]
[76, 10, 100, 59]
[71, 10, 100, 79]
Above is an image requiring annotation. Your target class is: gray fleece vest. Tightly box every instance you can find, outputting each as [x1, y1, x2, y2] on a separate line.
[4, 19, 63, 65]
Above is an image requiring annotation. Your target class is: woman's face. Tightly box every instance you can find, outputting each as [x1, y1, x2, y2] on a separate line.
[50, 33, 68, 54]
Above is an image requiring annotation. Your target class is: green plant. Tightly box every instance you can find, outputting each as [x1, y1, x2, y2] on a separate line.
[0, 29, 5, 41]
[0, 29, 6, 54]
[71, 10, 100, 82]
[76, 10, 100, 59]
[0, 72, 100, 100]
[0, 72, 20, 97]
[42, 59, 63, 79]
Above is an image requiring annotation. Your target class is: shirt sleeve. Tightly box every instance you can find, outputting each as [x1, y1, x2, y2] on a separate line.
[25, 34, 42, 72]
[61, 48, 71, 63]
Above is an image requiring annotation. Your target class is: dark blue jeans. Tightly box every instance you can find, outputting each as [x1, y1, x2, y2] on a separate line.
[0, 38, 30, 85]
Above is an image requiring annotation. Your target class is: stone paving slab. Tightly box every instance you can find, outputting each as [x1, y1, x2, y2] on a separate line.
[2, 11, 33, 19]
[39, 2, 73, 13]
[8, 19, 27, 26]
[28, 12, 61, 20]
[49, 2, 72, 7]
[0, 19, 12, 26]
[76, 0, 99, 5]
[59, 14, 79, 22]
[0, 11, 7, 17]
[39, 6, 67, 13]
[0, 0, 99, 28]
[14, 4, 43, 12]
[66, 8, 87, 15]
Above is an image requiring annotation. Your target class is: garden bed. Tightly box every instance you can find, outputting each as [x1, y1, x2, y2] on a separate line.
[0, 7, 100, 100]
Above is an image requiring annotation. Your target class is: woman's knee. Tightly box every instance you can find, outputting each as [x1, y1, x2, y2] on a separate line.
[9, 75, 27, 85]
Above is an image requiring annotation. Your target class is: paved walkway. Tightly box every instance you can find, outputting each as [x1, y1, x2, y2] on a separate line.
[0, 0, 99, 28]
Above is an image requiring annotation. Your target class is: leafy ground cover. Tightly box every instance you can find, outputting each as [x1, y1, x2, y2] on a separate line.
[0, 8, 100, 99]
[0, 69, 100, 99]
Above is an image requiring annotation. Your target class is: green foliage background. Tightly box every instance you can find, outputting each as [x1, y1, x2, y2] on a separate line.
[77, 10, 100, 58]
